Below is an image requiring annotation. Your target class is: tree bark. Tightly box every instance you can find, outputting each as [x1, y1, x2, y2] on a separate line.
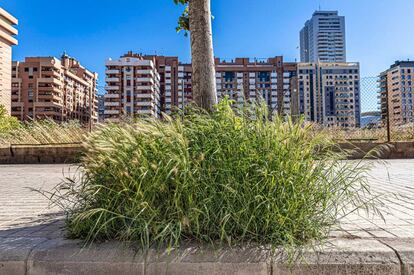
[189, 0, 217, 111]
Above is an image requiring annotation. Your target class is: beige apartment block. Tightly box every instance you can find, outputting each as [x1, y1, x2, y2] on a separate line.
[12, 54, 98, 123]
[379, 61, 414, 126]
[0, 7, 18, 114]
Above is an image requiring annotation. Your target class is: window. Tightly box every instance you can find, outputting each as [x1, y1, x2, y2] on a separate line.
[24, 67, 29, 72]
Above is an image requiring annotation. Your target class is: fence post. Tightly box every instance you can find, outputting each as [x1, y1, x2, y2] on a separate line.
[385, 85, 391, 142]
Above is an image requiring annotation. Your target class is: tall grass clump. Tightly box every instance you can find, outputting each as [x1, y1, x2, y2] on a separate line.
[0, 119, 87, 145]
[52, 99, 378, 250]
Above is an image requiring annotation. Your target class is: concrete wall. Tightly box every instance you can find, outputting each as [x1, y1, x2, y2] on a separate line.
[0, 142, 413, 164]
[0, 144, 82, 164]
[341, 142, 414, 159]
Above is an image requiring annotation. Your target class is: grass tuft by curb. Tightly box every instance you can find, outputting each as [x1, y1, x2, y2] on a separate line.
[49, 99, 381, 252]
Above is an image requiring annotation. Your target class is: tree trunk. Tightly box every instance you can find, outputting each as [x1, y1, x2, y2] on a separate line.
[189, 0, 217, 111]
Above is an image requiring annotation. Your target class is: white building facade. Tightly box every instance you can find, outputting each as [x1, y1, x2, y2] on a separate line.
[297, 62, 360, 128]
[300, 11, 346, 63]
[104, 53, 161, 120]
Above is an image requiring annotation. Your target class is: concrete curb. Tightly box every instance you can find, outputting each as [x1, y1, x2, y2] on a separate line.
[1, 237, 411, 275]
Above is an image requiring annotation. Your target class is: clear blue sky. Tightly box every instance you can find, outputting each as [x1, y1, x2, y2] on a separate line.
[2, 0, 414, 110]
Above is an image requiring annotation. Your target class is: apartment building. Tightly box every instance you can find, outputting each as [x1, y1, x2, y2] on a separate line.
[296, 62, 360, 127]
[97, 94, 105, 122]
[11, 54, 98, 123]
[103, 52, 360, 127]
[214, 57, 282, 113]
[104, 52, 161, 120]
[379, 61, 414, 126]
[105, 53, 299, 117]
[0, 7, 18, 114]
[162, 57, 296, 116]
[149, 56, 181, 114]
[300, 11, 346, 63]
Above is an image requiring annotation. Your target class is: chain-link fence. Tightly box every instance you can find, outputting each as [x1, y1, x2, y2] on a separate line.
[335, 76, 413, 142]
[324, 76, 414, 142]
[338, 76, 388, 142]
[4, 78, 414, 142]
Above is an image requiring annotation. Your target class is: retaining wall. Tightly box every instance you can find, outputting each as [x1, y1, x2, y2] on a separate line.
[0, 142, 414, 164]
[0, 144, 83, 164]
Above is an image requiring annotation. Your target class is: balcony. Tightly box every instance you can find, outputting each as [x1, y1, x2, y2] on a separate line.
[104, 102, 120, 107]
[137, 69, 154, 75]
[106, 69, 120, 74]
[104, 109, 120, 115]
[105, 77, 120, 82]
[104, 93, 120, 98]
[105, 86, 120, 91]
[41, 70, 61, 78]
[136, 86, 154, 91]
[38, 86, 61, 93]
[11, 102, 24, 107]
[136, 109, 154, 115]
[136, 93, 154, 99]
[135, 102, 154, 107]
[37, 93, 61, 101]
[136, 77, 154, 84]
[38, 77, 62, 86]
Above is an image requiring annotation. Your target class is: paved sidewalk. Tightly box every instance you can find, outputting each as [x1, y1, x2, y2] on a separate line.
[339, 160, 414, 239]
[0, 164, 71, 240]
[1, 161, 414, 274]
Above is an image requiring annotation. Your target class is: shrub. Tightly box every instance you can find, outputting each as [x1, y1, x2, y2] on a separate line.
[0, 105, 20, 135]
[52, 100, 378, 250]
